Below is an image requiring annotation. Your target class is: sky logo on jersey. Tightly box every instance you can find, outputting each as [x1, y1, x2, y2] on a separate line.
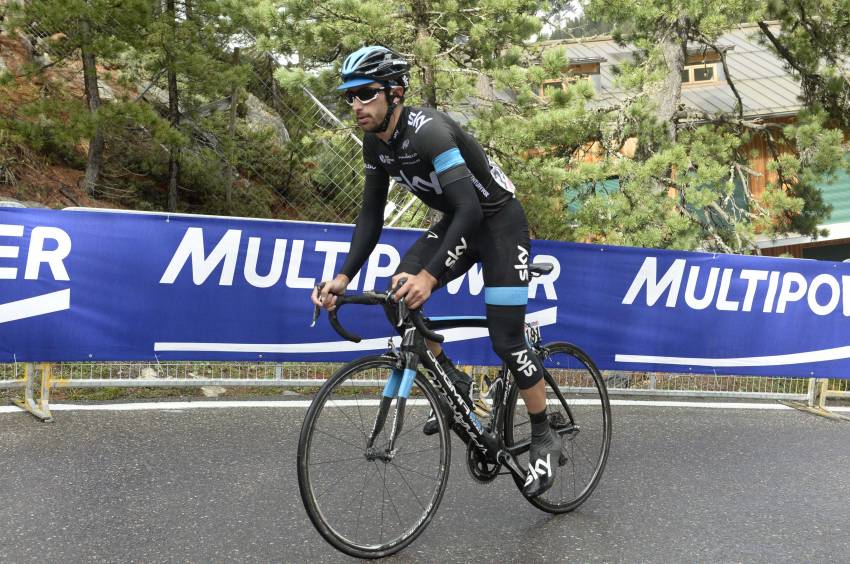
[393, 170, 442, 194]
[515, 246, 529, 282]
[408, 110, 433, 133]
[445, 237, 467, 269]
[0, 224, 72, 324]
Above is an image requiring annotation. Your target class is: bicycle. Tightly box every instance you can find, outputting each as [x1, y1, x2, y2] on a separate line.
[297, 264, 612, 559]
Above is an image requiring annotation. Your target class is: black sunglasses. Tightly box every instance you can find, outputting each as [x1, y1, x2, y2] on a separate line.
[344, 86, 387, 105]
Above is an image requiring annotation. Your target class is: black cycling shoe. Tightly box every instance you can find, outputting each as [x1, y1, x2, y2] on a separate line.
[522, 426, 566, 498]
[423, 366, 473, 436]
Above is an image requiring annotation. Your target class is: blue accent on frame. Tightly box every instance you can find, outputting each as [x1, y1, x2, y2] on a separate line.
[382, 369, 403, 397]
[484, 286, 528, 306]
[433, 148, 464, 174]
[398, 368, 418, 398]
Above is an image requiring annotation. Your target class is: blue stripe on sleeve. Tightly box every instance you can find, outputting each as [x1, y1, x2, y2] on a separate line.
[484, 286, 529, 306]
[433, 148, 465, 174]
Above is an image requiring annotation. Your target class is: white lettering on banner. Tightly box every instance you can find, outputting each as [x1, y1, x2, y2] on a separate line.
[623, 256, 850, 317]
[716, 269, 739, 311]
[244, 237, 287, 288]
[25, 227, 72, 281]
[315, 241, 350, 282]
[160, 228, 241, 285]
[684, 266, 717, 310]
[0, 224, 24, 279]
[528, 255, 560, 300]
[160, 228, 561, 297]
[740, 269, 769, 311]
[285, 240, 315, 289]
[0, 223, 73, 323]
[447, 263, 485, 296]
[445, 255, 560, 300]
[0, 224, 72, 281]
[362, 244, 400, 291]
[622, 257, 685, 307]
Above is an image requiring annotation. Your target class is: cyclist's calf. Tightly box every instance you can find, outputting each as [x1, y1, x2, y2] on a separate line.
[487, 304, 544, 390]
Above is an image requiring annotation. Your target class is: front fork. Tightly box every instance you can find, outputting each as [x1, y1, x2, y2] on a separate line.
[363, 342, 527, 485]
[365, 353, 418, 460]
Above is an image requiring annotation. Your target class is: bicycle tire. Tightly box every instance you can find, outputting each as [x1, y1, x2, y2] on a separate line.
[297, 355, 451, 559]
[503, 342, 612, 514]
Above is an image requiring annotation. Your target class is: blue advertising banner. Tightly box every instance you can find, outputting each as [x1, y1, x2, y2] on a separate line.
[1, 207, 849, 378]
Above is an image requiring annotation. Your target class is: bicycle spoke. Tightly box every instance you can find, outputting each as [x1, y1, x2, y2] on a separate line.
[313, 427, 364, 450]
[377, 461, 403, 524]
[329, 397, 368, 441]
[309, 454, 369, 466]
[390, 462, 427, 514]
[393, 445, 441, 457]
[354, 463, 371, 540]
[388, 460, 441, 482]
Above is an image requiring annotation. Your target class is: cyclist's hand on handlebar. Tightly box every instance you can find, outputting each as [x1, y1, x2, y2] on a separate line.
[391, 272, 414, 291]
[393, 270, 437, 310]
[311, 274, 349, 312]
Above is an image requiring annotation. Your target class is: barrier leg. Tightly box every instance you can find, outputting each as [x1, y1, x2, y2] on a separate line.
[781, 377, 849, 422]
[13, 363, 54, 422]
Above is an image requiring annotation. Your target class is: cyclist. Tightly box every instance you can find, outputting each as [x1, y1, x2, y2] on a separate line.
[310, 45, 562, 497]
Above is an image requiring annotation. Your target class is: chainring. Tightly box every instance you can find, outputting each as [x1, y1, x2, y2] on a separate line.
[466, 441, 501, 484]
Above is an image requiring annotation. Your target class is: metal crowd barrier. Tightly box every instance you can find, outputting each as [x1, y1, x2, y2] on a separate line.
[5, 360, 844, 422]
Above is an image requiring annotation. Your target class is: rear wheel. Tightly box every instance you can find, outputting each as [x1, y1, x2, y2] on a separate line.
[297, 355, 451, 558]
[504, 342, 611, 513]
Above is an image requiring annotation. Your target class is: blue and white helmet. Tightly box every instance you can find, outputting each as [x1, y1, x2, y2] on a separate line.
[337, 45, 410, 91]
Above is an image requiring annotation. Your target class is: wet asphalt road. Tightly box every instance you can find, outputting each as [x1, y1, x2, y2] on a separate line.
[1, 401, 849, 563]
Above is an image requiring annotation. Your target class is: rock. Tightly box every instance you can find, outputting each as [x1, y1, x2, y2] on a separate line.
[244, 94, 290, 143]
[98, 82, 115, 102]
[201, 386, 227, 398]
[139, 367, 159, 380]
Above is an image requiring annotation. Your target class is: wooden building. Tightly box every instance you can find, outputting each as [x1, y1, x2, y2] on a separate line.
[539, 24, 850, 260]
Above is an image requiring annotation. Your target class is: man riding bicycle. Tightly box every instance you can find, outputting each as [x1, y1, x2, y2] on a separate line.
[310, 45, 563, 497]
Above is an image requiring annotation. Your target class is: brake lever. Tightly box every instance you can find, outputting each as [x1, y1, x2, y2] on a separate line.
[391, 277, 408, 327]
[310, 282, 325, 328]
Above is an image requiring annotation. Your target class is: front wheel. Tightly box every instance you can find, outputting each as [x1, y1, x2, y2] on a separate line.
[504, 342, 612, 513]
[297, 355, 451, 559]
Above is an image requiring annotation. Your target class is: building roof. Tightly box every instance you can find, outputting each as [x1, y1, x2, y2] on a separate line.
[545, 23, 802, 118]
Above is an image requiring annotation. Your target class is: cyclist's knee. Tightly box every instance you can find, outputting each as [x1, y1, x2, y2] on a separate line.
[487, 305, 543, 390]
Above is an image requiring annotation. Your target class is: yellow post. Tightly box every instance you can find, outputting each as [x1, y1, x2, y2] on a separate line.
[12, 363, 54, 422]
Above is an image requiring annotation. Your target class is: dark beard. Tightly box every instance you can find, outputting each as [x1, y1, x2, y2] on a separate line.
[364, 107, 391, 133]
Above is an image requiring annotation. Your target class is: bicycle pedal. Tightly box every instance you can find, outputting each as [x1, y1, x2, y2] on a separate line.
[558, 452, 567, 466]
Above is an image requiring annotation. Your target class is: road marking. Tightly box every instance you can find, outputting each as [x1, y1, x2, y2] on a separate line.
[1, 399, 848, 414]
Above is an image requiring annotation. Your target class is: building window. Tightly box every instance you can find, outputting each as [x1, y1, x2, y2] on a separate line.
[540, 78, 566, 97]
[681, 62, 718, 84]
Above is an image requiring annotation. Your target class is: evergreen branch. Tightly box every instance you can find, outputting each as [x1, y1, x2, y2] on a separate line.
[757, 21, 809, 76]
[695, 34, 743, 118]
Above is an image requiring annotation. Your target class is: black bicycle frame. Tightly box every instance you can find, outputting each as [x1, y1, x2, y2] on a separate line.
[316, 290, 577, 483]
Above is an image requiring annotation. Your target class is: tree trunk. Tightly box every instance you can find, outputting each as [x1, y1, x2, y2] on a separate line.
[656, 23, 687, 144]
[411, 0, 437, 108]
[80, 17, 104, 196]
[166, 0, 179, 212]
[224, 48, 240, 212]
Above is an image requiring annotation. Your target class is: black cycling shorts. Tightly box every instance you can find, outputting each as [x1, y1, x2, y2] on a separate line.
[396, 198, 531, 305]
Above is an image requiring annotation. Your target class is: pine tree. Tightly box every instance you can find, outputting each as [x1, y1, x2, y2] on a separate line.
[8, 0, 152, 195]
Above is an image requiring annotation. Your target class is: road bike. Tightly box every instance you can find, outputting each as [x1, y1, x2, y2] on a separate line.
[297, 264, 612, 558]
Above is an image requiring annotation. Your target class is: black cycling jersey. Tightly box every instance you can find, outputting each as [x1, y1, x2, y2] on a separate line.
[340, 106, 517, 281]
[363, 106, 516, 215]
